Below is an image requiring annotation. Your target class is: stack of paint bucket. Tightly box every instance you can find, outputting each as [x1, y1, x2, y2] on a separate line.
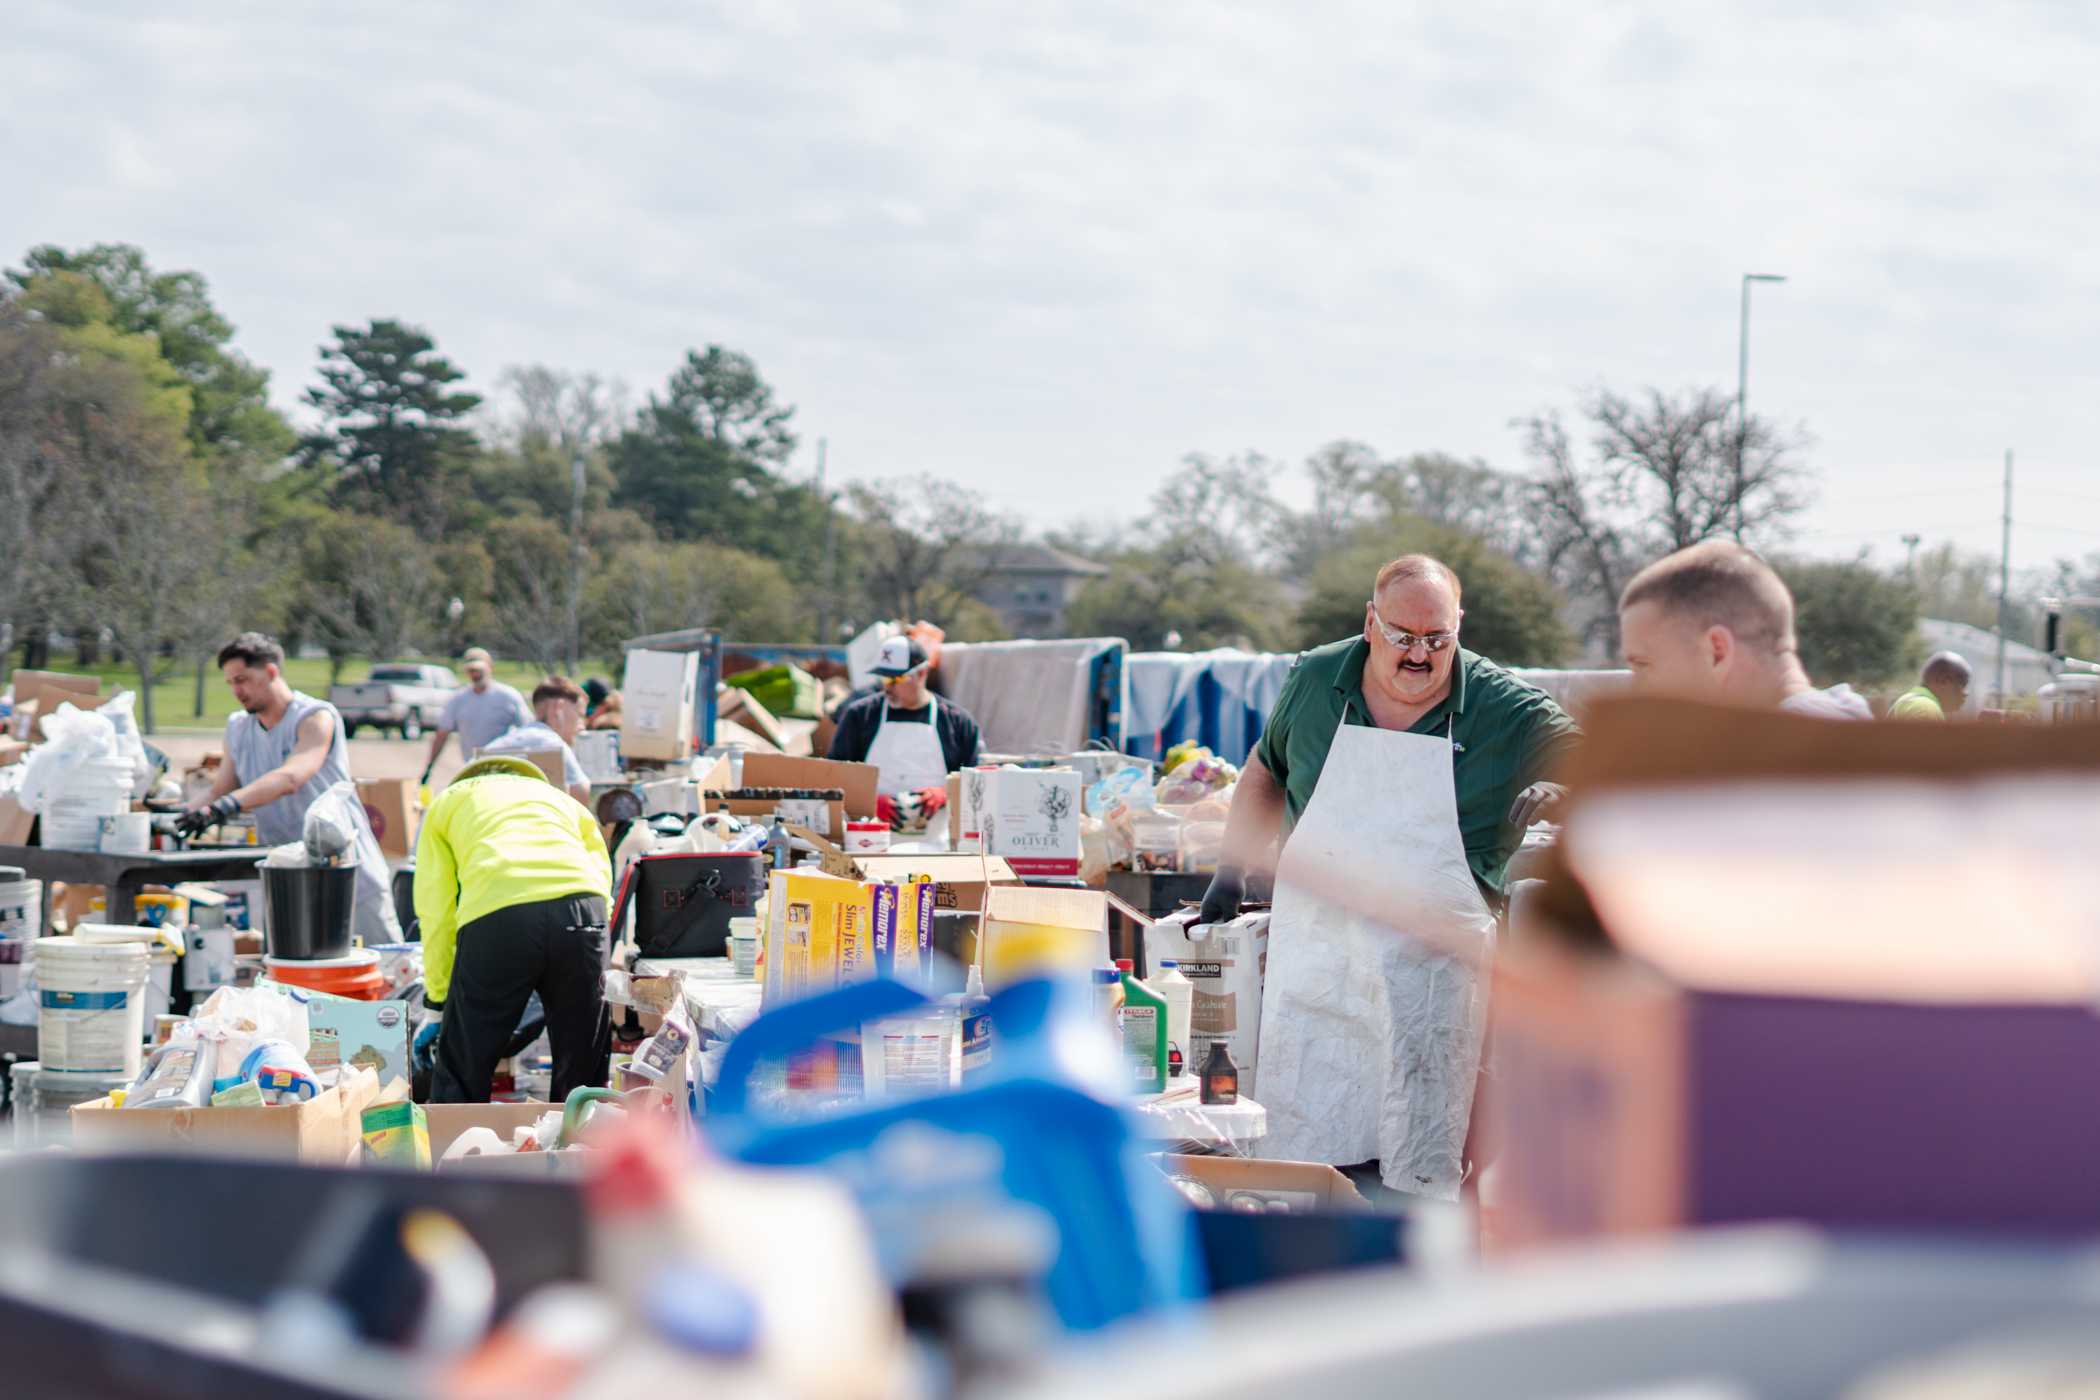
[260, 862, 382, 999]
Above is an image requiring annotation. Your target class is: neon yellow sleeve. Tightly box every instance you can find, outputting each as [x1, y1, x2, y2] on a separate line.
[414, 793, 462, 1003]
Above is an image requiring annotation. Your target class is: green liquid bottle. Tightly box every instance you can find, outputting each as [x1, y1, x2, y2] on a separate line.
[1118, 967, 1168, 1095]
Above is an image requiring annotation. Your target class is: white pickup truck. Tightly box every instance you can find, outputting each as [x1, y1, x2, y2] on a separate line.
[328, 663, 460, 740]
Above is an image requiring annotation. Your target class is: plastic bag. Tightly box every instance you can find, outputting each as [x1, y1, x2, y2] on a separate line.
[263, 840, 310, 868]
[95, 690, 154, 800]
[15, 702, 118, 812]
[302, 780, 365, 862]
[184, 983, 314, 1085]
[1086, 764, 1155, 816]
[1179, 821, 1226, 874]
[1153, 776, 1211, 807]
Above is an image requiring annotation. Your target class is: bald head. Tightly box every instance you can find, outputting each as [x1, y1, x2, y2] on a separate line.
[1617, 541, 1805, 707]
[1921, 650, 1971, 713]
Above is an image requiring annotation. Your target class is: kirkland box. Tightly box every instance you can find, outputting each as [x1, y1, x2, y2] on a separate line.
[1490, 698, 2100, 1252]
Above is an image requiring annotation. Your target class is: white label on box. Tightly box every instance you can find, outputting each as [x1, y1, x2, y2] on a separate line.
[984, 769, 1082, 878]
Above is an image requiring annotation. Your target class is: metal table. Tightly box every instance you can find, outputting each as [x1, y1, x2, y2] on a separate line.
[0, 843, 266, 929]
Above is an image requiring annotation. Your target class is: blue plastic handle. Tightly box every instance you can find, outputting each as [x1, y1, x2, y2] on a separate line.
[713, 976, 931, 1119]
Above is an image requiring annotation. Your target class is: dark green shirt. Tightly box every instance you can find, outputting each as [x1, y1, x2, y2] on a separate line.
[1252, 639, 1582, 895]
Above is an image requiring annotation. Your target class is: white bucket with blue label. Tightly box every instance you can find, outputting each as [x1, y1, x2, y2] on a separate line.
[0, 869, 40, 964]
[35, 935, 151, 1077]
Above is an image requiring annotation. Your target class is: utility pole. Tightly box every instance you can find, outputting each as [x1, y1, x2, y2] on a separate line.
[815, 438, 837, 643]
[1901, 532, 1922, 576]
[1996, 449, 2012, 706]
[1736, 273, 1787, 540]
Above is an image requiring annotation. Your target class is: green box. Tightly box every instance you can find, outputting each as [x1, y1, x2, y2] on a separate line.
[724, 663, 822, 720]
[360, 1099, 431, 1169]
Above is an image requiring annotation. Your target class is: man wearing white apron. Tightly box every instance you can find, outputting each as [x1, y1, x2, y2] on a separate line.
[180, 632, 399, 944]
[1198, 556, 1580, 1200]
[826, 637, 985, 830]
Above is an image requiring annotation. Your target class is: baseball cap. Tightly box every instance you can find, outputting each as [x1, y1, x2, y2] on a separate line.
[870, 636, 928, 678]
[461, 647, 493, 667]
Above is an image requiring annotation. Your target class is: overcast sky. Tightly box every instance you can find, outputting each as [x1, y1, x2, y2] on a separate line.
[8, 2, 2098, 571]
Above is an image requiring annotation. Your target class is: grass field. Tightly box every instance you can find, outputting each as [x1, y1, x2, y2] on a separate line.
[12, 657, 556, 735]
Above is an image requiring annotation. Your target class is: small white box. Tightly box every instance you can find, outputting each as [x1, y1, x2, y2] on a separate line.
[982, 768, 1083, 879]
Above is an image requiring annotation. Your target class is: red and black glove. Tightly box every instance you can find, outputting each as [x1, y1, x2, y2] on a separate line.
[916, 785, 947, 817]
[877, 793, 900, 830]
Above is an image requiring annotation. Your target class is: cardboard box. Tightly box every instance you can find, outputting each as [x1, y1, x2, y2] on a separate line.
[0, 795, 31, 845]
[70, 1067, 381, 1163]
[307, 997, 413, 1092]
[0, 737, 26, 767]
[948, 767, 999, 847]
[425, 1100, 557, 1162]
[355, 777, 418, 859]
[1158, 1152, 1369, 1213]
[810, 843, 1018, 916]
[361, 1098, 431, 1169]
[981, 768, 1083, 878]
[1492, 697, 2100, 1253]
[980, 883, 1107, 990]
[622, 648, 699, 762]
[11, 669, 101, 739]
[762, 868, 866, 1006]
[739, 753, 880, 822]
[1149, 911, 1270, 1101]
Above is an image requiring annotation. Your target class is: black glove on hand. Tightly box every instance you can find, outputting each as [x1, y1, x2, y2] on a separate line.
[419, 764, 435, 786]
[1507, 782, 1568, 831]
[1196, 864, 1246, 927]
[175, 793, 240, 837]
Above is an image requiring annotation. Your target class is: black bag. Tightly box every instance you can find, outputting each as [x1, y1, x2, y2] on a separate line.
[611, 852, 767, 959]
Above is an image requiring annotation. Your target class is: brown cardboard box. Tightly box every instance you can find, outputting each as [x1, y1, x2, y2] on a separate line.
[11, 669, 101, 739]
[739, 753, 881, 820]
[71, 1069, 381, 1164]
[425, 1101, 557, 1161]
[808, 840, 1018, 915]
[1491, 697, 2100, 1253]
[980, 883, 1108, 989]
[356, 777, 419, 859]
[714, 790, 846, 840]
[717, 685, 788, 750]
[621, 648, 699, 762]
[1158, 1152, 1369, 1212]
[0, 737, 26, 767]
[0, 795, 31, 845]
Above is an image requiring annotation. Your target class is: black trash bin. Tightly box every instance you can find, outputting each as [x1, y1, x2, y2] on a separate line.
[262, 864, 357, 959]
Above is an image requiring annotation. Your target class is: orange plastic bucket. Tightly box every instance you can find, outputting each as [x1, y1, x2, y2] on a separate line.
[266, 949, 386, 1001]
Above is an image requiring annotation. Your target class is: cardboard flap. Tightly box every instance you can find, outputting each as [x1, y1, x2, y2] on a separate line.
[1541, 698, 2100, 1005]
[739, 753, 880, 820]
[984, 883, 1104, 931]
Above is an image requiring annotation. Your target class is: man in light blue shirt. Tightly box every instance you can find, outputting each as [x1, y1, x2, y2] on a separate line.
[480, 675, 592, 806]
[421, 647, 530, 785]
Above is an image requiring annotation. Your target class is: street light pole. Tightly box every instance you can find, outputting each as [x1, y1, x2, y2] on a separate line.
[1736, 272, 1787, 540]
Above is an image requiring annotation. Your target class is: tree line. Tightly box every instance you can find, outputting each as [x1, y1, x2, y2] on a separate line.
[3, 240, 2082, 732]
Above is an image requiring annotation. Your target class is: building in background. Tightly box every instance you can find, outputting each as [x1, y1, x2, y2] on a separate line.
[972, 544, 1108, 637]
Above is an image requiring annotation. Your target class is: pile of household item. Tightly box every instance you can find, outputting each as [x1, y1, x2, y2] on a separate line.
[5, 689, 159, 852]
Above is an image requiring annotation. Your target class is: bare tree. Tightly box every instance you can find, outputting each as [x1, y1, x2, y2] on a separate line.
[847, 475, 1023, 622]
[1516, 387, 1809, 649]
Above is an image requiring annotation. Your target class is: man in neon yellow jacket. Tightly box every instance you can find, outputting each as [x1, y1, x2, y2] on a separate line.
[415, 754, 612, 1103]
[1887, 651, 1972, 721]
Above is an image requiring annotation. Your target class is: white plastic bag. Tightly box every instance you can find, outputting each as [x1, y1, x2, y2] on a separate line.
[263, 841, 311, 868]
[15, 703, 117, 812]
[302, 781, 364, 862]
[95, 691, 154, 800]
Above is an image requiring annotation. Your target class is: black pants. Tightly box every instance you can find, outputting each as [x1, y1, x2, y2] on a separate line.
[432, 893, 609, 1105]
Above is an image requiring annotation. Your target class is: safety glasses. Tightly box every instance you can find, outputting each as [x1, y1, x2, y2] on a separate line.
[1369, 602, 1458, 654]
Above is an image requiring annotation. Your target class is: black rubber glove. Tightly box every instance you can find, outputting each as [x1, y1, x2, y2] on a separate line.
[419, 763, 436, 786]
[1507, 782, 1568, 831]
[1196, 864, 1245, 927]
[175, 793, 240, 837]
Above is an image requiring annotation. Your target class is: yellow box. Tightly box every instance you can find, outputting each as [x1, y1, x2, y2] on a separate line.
[361, 1099, 431, 1169]
[765, 869, 873, 1006]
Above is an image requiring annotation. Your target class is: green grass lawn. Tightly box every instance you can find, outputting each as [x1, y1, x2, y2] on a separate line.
[16, 657, 556, 734]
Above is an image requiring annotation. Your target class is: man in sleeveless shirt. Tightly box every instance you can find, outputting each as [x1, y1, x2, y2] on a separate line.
[179, 632, 399, 942]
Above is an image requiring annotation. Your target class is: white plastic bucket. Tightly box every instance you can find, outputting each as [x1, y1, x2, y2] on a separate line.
[0, 875, 41, 963]
[34, 935, 151, 1077]
[41, 758, 136, 850]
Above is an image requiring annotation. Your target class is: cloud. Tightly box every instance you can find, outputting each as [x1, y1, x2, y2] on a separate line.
[5, 0, 2098, 561]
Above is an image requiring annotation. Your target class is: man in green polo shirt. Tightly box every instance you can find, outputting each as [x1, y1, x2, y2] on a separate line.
[1198, 554, 1582, 924]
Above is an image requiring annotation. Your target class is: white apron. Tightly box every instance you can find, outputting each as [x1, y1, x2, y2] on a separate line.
[1255, 722, 1497, 1200]
[866, 696, 950, 797]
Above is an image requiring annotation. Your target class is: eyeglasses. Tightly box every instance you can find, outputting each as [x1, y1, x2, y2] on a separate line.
[1369, 602, 1458, 654]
